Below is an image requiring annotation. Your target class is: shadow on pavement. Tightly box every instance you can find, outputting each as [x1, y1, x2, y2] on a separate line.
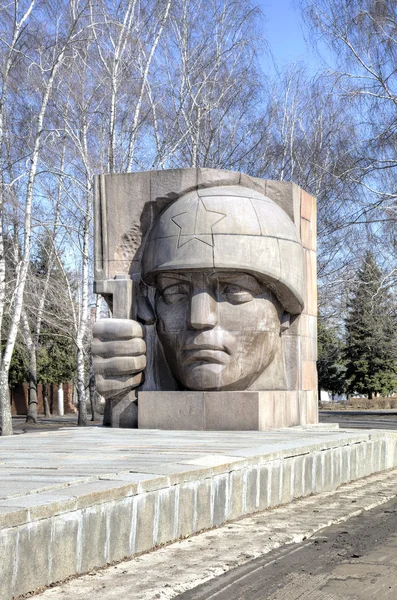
[12, 415, 103, 434]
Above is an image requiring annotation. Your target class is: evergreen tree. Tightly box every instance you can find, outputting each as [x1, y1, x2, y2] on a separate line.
[33, 236, 77, 388]
[24, 233, 77, 416]
[317, 318, 347, 398]
[345, 252, 397, 399]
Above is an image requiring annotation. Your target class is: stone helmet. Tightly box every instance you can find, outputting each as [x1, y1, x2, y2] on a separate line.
[142, 185, 305, 315]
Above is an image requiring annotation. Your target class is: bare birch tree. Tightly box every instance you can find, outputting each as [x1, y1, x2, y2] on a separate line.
[0, 0, 90, 435]
[148, 0, 263, 170]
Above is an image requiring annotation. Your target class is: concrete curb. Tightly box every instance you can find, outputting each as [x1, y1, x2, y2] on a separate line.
[34, 466, 397, 600]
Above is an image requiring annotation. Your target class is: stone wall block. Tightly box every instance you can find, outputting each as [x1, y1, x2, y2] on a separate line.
[229, 470, 244, 521]
[302, 361, 317, 392]
[291, 455, 305, 499]
[355, 443, 366, 480]
[263, 180, 295, 223]
[306, 390, 319, 424]
[154, 487, 177, 546]
[195, 479, 213, 532]
[273, 392, 287, 429]
[372, 441, 381, 474]
[332, 447, 342, 489]
[150, 168, 198, 204]
[257, 465, 270, 511]
[301, 335, 313, 361]
[197, 167, 240, 190]
[244, 466, 259, 514]
[341, 446, 352, 484]
[177, 484, 195, 539]
[258, 392, 275, 430]
[0, 528, 17, 600]
[366, 441, 375, 476]
[349, 445, 358, 481]
[300, 335, 317, 363]
[301, 189, 314, 221]
[133, 492, 156, 554]
[239, 173, 267, 199]
[50, 513, 79, 584]
[205, 392, 260, 430]
[304, 250, 317, 317]
[139, 392, 205, 430]
[298, 391, 307, 426]
[301, 218, 314, 251]
[380, 439, 387, 471]
[104, 497, 134, 563]
[363, 441, 371, 477]
[13, 520, 52, 597]
[79, 505, 107, 573]
[386, 437, 397, 469]
[282, 334, 300, 390]
[322, 451, 333, 492]
[292, 183, 301, 233]
[212, 474, 229, 526]
[288, 391, 300, 426]
[281, 459, 293, 505]
[312, 452, 323, 493]
[303, 453, 314, 495]
[269, 460, 282, 507]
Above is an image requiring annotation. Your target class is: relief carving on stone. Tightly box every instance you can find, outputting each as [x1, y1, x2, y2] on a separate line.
[92, 181, 305, 400]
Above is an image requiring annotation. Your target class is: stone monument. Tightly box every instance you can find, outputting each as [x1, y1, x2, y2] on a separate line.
[92, 168, 318, 429]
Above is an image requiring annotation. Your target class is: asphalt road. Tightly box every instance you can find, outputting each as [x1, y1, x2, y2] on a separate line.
[319, 410, 397, 430]
[12, 410, 397, 434]
[176, 495, 397, 600]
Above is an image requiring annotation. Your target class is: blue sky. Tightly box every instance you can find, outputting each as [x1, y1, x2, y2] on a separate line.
[257, 0, 326, 74]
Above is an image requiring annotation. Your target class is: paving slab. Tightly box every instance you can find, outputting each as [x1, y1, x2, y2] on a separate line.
[1, 426, 397, 599]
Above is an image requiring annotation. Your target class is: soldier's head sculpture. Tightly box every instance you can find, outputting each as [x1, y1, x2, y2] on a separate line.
[141, 186, 304, 391]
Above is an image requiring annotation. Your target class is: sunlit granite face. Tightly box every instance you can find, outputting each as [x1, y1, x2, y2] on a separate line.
[140, 185, 304, 392]
[153, 270, 283, 391]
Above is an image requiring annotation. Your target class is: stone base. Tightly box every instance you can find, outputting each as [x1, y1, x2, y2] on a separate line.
[1, 427, 397, 599]
[138, 390, 318, 430]
[104, 391, 138, 428]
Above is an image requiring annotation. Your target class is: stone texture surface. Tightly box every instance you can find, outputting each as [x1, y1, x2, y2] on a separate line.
[93, 169, 318, 431]
[138, 391, 317, 430]
[1, 427, 397, 599]
[32, 467, 397, 600]
[139, 392, 205, 430]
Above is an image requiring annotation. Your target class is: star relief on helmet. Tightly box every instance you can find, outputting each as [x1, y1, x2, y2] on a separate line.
[171, 197, 226, 248]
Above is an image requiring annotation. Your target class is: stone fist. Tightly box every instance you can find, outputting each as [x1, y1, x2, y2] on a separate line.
[92, 319, 146, 399]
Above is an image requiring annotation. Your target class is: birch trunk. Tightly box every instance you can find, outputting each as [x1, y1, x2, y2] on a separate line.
[0, 1, 36, 436]
[21, 311, 38, 423]
[76, 187, 91, 426]
[89, 354, 97, 421]
[43, 383, 50, 417]
[76, 346, 88, 426]
[126, 0, 172, 171]
[0, 5, 84, 435]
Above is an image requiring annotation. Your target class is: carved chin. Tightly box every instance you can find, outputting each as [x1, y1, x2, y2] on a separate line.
[180, 362, 226, 390]
[179, 362, 269, 392]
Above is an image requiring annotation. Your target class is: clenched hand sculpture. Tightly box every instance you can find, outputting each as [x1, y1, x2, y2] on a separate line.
[93, 184, 305, 398]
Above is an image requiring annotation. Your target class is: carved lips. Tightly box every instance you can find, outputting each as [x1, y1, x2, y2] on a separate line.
[182, 337, 231, 366]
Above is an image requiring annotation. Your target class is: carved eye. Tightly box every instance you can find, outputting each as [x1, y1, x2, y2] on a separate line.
[161, 283, 190, 305]
[218, 283, 254, 304]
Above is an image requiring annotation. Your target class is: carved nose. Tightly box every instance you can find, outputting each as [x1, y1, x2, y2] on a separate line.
[189, 291, 217, 330]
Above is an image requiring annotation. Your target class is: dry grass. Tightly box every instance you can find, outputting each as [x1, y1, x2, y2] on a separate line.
[320, 396, 397, 410]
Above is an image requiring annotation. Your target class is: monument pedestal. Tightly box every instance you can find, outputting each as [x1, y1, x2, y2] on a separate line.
[2, 427, 397, 599]
[103, 391, 138, 428]
[138, 391, 318, 430]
